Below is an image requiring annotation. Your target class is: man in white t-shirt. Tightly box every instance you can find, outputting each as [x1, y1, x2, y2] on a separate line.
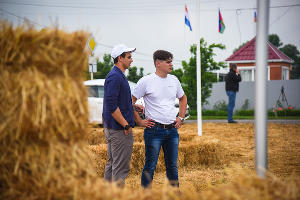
[132, 50, 187, 188]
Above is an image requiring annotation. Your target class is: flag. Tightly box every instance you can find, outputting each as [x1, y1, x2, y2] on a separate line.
[254, 10, 257, 23]
[218, 9, 225, 33]
[185, 5, 192, 31]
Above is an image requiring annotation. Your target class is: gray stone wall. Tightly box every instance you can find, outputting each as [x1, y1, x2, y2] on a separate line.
[203, 80, 300, 110]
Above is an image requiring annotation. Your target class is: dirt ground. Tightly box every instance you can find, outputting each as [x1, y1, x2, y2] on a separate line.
[88, 122, 300, 191]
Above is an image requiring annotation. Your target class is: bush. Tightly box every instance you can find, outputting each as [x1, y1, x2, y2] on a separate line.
[268, 109, 300, 117]
[213, 100, 228, 111]
[241, 99, 249, 110]
[235, 109, 254, 116]
[202, 110, 227, 116]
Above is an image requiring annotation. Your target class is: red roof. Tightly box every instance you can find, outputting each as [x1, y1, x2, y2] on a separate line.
[226, 37, 293, 63]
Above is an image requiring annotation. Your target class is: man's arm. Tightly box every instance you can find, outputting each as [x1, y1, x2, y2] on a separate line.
[111, 107, 131, 135]
[175, 94, 187, 129]
[132, 95, 155, 128]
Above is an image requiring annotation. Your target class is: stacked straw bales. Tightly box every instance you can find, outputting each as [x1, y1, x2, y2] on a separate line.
[88, 126, 225, 177]
[0, 21, 102, 199]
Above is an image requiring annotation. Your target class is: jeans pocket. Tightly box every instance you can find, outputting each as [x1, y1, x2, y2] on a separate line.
[144, 126, 156, 142]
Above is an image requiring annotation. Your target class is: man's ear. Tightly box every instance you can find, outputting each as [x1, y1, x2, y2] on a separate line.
[155, 60, 159, 67]
[118, 55, 122, 63]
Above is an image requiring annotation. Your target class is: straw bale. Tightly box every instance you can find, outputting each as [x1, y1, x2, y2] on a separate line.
[0, 21, 96, 199]
[89, 139, 225, 177]
[201, 169, 300, 200]
[0, 21, 88, 79]
[87, 128, 106, 145]
[178, 141, 225, 167]
[88, 144, 107, 176]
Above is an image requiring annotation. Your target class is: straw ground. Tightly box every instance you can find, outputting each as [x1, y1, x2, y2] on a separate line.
[89, 122, 300, 194]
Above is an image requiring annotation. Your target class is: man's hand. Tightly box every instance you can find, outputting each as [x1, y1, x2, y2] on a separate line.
[174, 117, 183, 129]
[124, 127, 132, 135]
[137, 118, 155, 128]
[133, 104, 144, 114]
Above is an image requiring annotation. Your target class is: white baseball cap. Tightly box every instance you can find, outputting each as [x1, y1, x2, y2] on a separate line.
[111, 44, 136, 59]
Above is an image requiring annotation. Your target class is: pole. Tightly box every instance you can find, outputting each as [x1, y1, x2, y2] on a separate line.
[255, 0, 269, 178]
[196, 0, 202, 136]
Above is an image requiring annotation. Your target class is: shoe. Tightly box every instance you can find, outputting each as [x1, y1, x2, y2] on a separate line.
[228, 120, 238, 123]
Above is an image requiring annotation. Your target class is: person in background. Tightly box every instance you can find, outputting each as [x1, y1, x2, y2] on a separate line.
[225, 63, 241, 123]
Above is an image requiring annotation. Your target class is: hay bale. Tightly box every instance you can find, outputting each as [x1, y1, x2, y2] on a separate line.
[89, 139, 225, 177]
[201, 169, 300, 200]
[0, 21, 98, 199]
[89, 144, 107, 176]
[87, 128, 106, 145]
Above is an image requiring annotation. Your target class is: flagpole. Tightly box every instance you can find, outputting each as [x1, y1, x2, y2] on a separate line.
[255, 0, 269, 178]
[196, 0, 202, 136]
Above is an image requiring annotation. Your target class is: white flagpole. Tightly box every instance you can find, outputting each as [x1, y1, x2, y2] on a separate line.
[255, 0, 269, 178]
[196, 0, 202, 136]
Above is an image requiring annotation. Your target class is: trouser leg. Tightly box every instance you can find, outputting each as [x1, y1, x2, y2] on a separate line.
[141, 127, 162, 188]
[104, 128, 112, 181]
[227, 91, 236, 122]
[104, 128, 133, 184]
[162, 128, 179, 187]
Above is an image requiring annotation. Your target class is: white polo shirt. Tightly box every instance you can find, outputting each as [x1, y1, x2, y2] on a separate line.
[132, 73, 184, 124]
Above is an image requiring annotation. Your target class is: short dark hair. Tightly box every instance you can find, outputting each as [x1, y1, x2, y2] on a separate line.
[113, 52, 126, 64]
[153, 50, 173, 66]
[230, 63, 237, 70]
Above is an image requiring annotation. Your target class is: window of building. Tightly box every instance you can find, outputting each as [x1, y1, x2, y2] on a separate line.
[238, 67, 255, 81]
[282, 66, 289, 80]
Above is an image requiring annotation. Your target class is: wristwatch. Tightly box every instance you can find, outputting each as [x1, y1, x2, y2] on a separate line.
[124, 124, 131, 130]
[178, 116, 184, 122]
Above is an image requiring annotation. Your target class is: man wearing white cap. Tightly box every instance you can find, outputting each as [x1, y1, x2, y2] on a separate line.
[102, 44, 154, 185]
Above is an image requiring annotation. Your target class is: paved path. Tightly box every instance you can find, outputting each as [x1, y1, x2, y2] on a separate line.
[185, 119, 300, 124]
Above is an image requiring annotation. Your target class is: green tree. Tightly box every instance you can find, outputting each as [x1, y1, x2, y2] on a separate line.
[182, 38, 226, 110]
[127, 66, 144, 83]
[93, 54, 114, 79]
[170, 68, 184, 82]
[280, 44, 300, 79]
[269, 34, 283, 48]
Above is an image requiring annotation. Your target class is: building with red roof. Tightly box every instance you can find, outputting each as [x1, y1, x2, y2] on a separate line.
[226, 37, 293, 81]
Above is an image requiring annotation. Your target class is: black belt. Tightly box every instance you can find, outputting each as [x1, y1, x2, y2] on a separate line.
[154, 122, 175, 129]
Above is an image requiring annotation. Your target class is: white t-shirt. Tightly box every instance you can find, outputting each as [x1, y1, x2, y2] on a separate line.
[132, 73, 185, 124]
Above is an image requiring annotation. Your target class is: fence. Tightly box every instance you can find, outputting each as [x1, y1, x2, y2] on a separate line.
[203, 80, 300, 110]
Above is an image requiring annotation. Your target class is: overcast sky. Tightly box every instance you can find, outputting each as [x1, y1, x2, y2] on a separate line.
[1, 0, 300, 74]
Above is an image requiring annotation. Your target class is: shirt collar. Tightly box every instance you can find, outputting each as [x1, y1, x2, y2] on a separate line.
[113, 65, 124, 74]
[113, 65, 127, 79]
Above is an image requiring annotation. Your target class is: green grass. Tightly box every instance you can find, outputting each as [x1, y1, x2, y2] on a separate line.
[188, 115, 300, 120]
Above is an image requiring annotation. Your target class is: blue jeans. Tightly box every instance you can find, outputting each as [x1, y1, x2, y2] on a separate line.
[226, 91, 237, 122]
[141, 126, 179, 188]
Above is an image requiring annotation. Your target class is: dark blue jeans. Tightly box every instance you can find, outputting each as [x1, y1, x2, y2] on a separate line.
[141, 126, 179, 188]
[226, 90, 237, 122]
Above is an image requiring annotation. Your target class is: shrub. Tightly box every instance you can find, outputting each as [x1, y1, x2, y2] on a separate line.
[235, 109, 254, 116]
[240, 99, 249, 110]
[213, 100, 228, 111]
[268, 109, 300, 117]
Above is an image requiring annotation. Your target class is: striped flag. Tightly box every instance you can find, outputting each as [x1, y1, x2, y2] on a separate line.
[185, 5, 192, 31]
[254, 9, 257, 22]
[219, 9, 225, 33]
